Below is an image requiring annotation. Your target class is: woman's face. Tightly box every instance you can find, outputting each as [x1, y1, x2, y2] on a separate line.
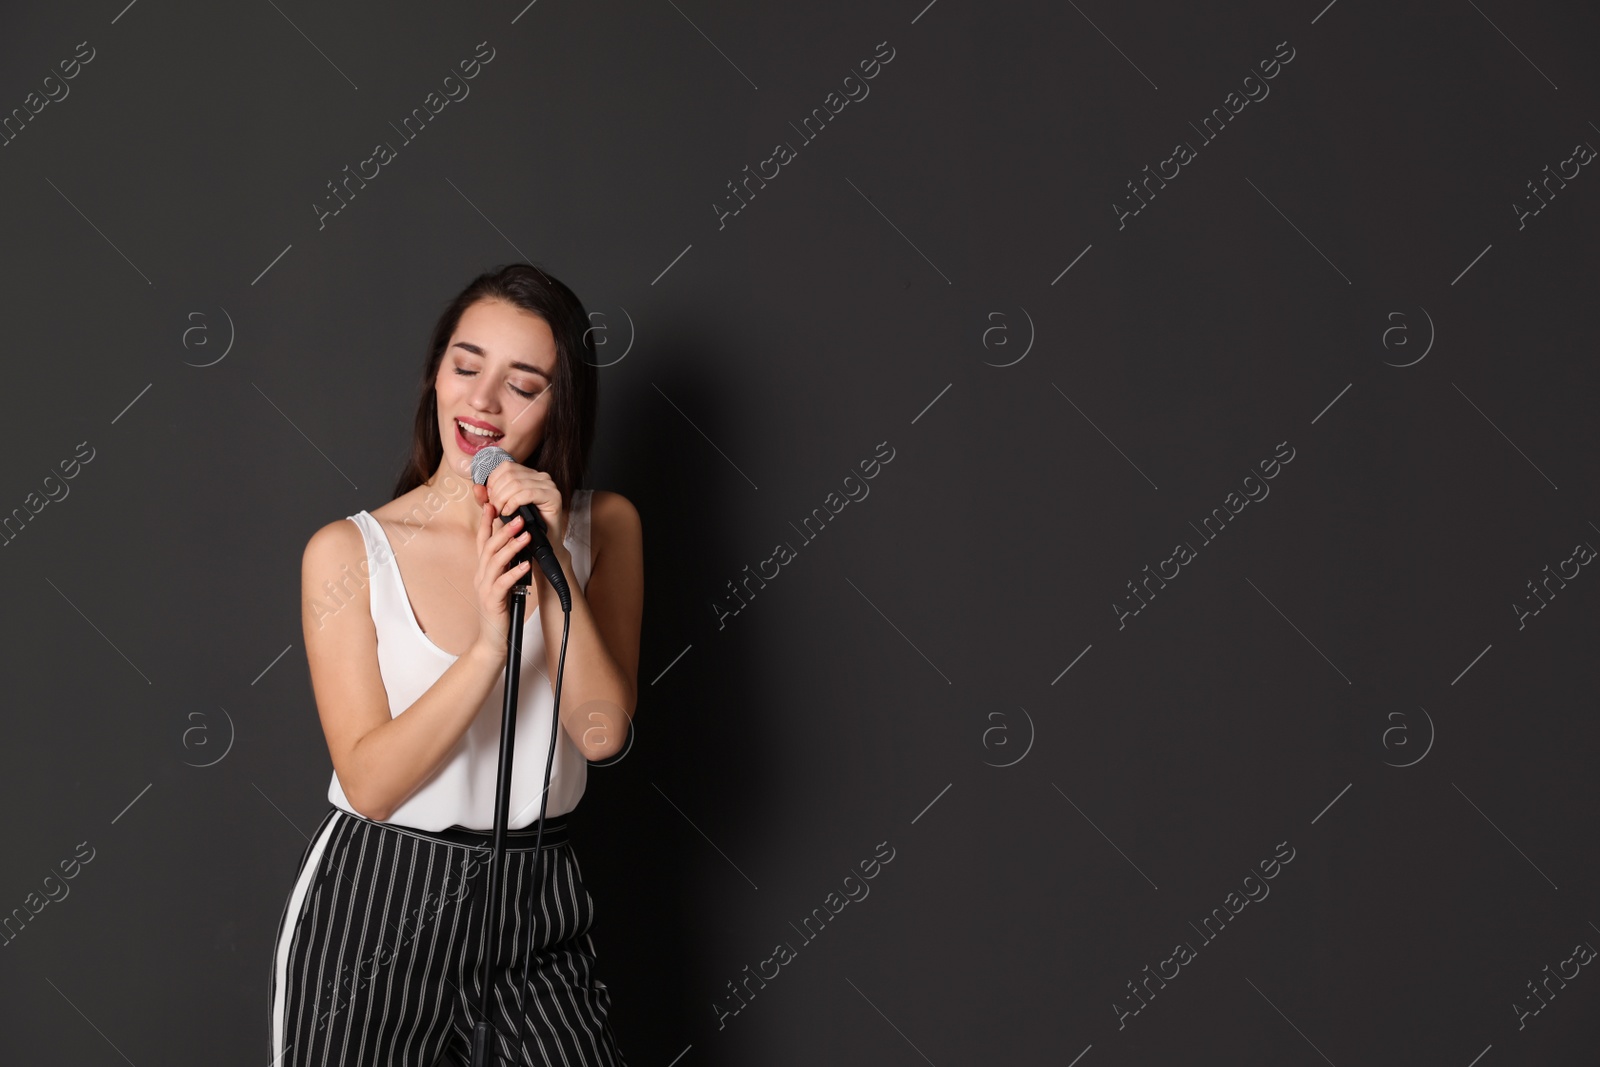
[434, 297, 557, 476]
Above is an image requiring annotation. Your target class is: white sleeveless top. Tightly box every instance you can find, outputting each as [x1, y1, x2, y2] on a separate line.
[326, 490, 595, 831]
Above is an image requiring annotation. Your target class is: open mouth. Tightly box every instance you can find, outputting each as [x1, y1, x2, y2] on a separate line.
[454, 418, 504, 454]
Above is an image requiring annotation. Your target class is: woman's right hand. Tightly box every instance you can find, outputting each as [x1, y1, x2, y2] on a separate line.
[471, 501, 533, 660]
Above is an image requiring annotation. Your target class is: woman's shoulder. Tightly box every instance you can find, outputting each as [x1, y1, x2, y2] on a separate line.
[302, 512, 366, 571]
[587, 490, 639, 528]
[302, 491, 415, 568]
[586, 490, 642, 561]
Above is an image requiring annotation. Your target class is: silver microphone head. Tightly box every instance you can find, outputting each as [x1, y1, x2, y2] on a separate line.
[470, 445, 513, 486]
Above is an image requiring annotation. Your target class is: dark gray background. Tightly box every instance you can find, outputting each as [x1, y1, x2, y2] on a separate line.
[1, 0, 1596, 1063]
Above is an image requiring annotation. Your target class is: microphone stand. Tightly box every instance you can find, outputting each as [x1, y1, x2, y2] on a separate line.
[470, 513, 572, 1067]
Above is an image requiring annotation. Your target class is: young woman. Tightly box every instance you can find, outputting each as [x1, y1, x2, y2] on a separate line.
[270, 263, 643, 1066]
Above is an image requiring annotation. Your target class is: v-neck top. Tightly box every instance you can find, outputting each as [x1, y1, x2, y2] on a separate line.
[325, 490, 595, 830]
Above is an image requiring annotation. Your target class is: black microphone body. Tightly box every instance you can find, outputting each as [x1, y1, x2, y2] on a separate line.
[469, 446, 573, 613]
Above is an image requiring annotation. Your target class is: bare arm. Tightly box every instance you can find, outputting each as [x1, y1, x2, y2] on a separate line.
[301, 519, 509, 822]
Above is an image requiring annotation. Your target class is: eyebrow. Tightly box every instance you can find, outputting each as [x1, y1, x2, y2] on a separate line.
[450, 341, 552, 380]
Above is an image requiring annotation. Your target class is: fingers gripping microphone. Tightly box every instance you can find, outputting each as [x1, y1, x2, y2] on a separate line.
[471, 446, 572, 613]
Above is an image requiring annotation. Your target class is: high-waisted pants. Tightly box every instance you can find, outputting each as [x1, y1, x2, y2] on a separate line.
[269, 806, 627, 1066]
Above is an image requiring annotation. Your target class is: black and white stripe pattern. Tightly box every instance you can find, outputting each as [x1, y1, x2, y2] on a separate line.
[270, 808, 627, 1066]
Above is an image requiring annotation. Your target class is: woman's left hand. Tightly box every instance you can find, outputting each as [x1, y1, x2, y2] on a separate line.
[474, 461, 566, 555]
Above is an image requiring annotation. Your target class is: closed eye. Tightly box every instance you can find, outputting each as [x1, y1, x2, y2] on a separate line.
[453, 366, 540, 399]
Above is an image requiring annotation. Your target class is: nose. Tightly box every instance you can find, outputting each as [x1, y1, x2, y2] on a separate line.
[468, 374, 500, 411]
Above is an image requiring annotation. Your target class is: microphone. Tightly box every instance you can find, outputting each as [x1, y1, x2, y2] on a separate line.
[470, 446, 572, 613]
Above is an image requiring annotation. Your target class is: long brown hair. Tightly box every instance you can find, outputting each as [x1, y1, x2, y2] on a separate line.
[393, 263, 598, 505]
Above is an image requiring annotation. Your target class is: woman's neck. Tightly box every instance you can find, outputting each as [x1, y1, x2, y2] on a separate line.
[418, 463, 482, 534]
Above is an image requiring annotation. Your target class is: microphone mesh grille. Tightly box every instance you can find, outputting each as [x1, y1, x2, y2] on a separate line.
[470, 445, 511, 485]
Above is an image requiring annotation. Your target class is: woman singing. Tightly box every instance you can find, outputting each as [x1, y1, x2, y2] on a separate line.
[270, 263, 643, 1066]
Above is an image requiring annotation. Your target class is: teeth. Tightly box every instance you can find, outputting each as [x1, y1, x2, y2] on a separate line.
[458, 420, 501, 438]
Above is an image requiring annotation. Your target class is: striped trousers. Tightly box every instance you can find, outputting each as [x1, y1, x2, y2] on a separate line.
[270, 807, 627, 1066]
